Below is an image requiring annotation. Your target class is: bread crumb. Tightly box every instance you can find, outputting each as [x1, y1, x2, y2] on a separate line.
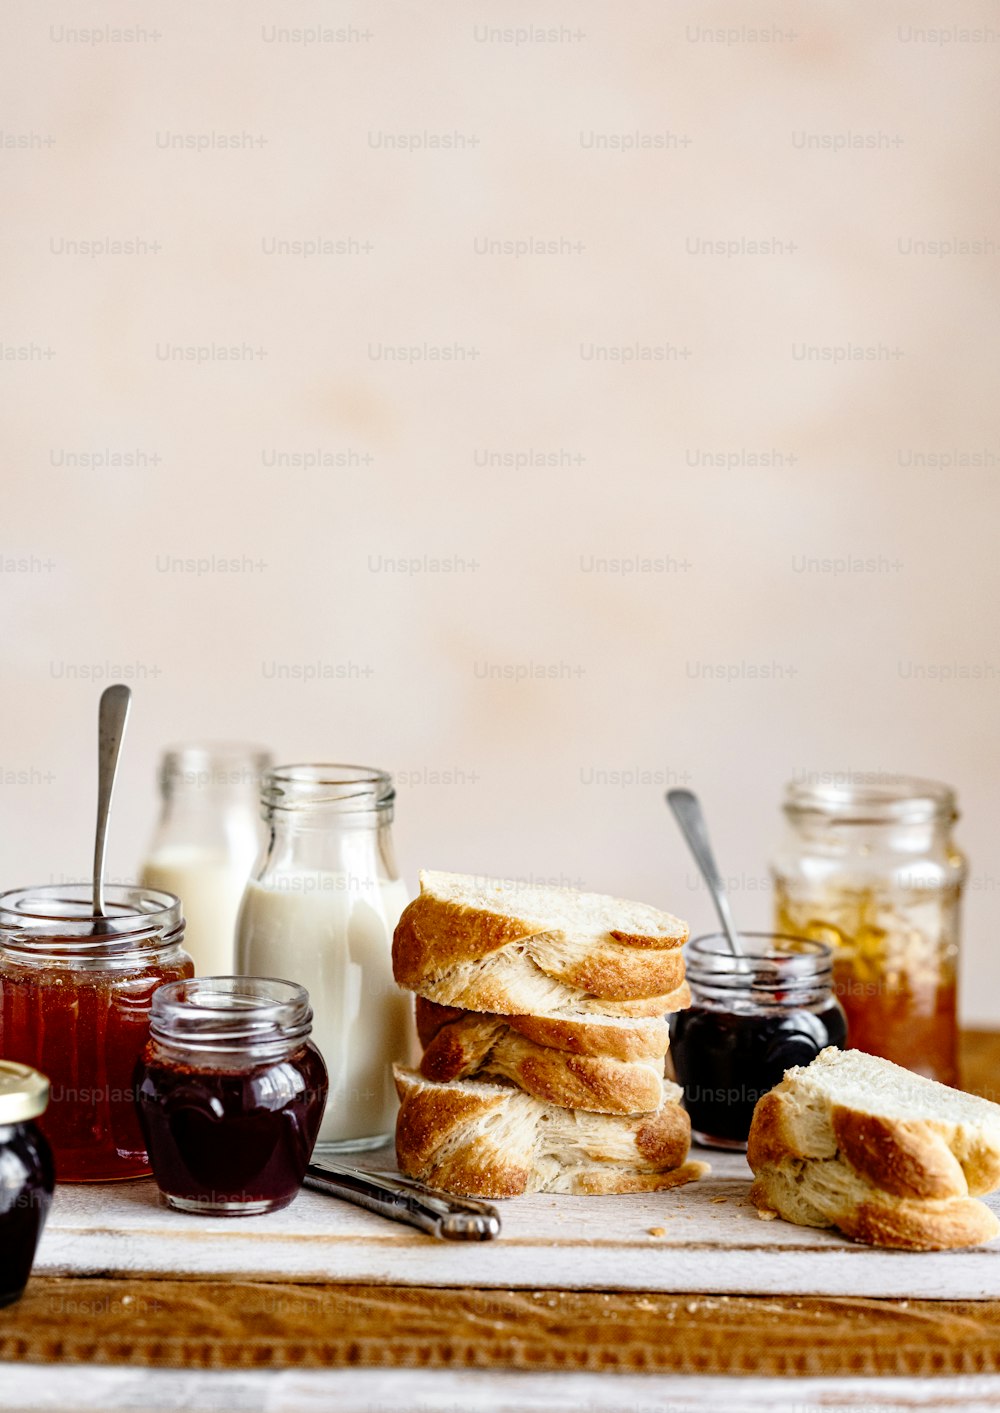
[755, 1207, 778, 1221]
[710, 1196, 728, 1204]
[648, 1226, 666, 1237]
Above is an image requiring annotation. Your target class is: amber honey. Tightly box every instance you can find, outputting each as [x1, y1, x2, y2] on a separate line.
[0, 886, 192, 1182]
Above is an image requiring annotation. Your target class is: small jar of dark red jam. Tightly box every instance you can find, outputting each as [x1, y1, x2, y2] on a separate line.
[669, 933, 847, 1150]
[0, 1061, 55, 1307]
[135, 977, 328, 1216]
[0, 885, 192, 1182]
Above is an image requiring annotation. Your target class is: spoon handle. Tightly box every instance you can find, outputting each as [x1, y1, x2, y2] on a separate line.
[93, 685, 132, 917]
[666, 788, 745, 958]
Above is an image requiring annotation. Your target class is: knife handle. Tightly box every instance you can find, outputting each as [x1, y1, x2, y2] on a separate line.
[304, 1160, 502, 1241]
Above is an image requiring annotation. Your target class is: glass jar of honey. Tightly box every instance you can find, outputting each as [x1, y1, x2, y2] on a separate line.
[0, 885, 193, 1181]
[771, 776, 965, 1085]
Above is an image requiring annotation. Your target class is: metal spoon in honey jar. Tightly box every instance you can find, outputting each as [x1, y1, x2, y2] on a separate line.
[666, 788, 746, 961]
[92, 684, 132, 919]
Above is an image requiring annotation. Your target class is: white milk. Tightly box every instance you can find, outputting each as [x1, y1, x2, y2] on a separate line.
[234, 873, 412, 1148]
[141, 847, 252, 977]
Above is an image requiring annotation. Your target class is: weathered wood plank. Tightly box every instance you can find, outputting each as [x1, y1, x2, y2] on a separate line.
[7, 1278, 1000, 1377]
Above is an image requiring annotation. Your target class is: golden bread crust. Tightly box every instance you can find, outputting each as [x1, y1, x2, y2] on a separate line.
[750, 1163, 1000, 1251]
[831, 1107, 967, 1200]
[393, 1066, 703, 1199]
[747, 1064, 1000, 1203]
[392, 880, 688, 1008]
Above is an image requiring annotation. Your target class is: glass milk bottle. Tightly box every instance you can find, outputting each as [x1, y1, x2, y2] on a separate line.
[234, 764, 412, 1152]
[140, 744, 271, 977]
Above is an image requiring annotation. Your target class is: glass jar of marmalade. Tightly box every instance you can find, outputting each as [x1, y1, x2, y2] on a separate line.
[771, 776, 965, 1085]
[135, 976, 328, 1215]
[0, 885, 192, 1181]
[669, 933, 847, 1149]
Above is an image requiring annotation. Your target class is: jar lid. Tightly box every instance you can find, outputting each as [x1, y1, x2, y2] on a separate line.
[0, 1060, 50, 1123]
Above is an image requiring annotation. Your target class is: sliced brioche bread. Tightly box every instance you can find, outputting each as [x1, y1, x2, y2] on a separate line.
[750, 1156, 1000, 1251]
[393, 871, 688, 1013]
[415, 997, 672, 1062]
[748, 1047, 1000, 1201]
[415, 1001, 667, 1114]
[394, 1065, 708, 1198]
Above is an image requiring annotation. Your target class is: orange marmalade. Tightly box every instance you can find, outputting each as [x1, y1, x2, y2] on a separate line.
[771, 778, 965, 1087]
[0, 886, 192, 1181]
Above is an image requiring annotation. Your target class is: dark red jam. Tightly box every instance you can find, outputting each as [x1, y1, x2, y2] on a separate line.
[669, 932, 848, 1149]
[1, 1121, 54, 1307]
[670, 1001, 847, 1146]
[135, 1042, 327, 1214]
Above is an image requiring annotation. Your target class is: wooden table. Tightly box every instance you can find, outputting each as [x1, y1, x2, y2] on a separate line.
[4, 1031, 1000, 1410]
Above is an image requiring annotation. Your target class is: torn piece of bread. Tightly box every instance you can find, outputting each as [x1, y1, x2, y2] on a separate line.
[393, 870, 688, 1014]
[415, 999, 667, 1114]
[394, 1064, 709, 1198]
[748, 1047, 1000, 1201]
[750, 1156, 1000, 1252]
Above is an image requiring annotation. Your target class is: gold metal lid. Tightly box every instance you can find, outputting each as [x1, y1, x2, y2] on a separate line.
[0, 1060, 50, 1123]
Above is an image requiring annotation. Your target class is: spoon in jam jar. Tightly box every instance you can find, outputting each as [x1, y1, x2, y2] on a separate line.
[92, 685, 132, 918]
[666, 789, 746, 961]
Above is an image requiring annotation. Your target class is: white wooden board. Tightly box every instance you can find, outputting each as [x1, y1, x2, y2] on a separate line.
[34, 1145, 1000, 1299]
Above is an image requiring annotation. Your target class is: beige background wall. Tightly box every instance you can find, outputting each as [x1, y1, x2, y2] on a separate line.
[3, 2, 999, 1018]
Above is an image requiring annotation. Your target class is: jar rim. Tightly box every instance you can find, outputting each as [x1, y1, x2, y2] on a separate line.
[151, 975, 313, 1046]
[262, 763, 394, 813]
[0, 884, 184, 957]
[685, 931, 834, 990]
[783, 774, 956, 825]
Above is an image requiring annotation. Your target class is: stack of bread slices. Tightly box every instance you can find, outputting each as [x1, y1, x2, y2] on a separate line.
[748, 1047, 1000, 1250]
[391, 870, 709, 1198]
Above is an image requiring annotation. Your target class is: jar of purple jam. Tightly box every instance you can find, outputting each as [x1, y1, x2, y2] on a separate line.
[135, 977, 328, 1216]
[669, 933, 847, 1150]
[0, 1060, 55, 1307]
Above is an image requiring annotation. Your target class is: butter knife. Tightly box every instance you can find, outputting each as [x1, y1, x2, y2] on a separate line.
[304, 1159, 502, 1241]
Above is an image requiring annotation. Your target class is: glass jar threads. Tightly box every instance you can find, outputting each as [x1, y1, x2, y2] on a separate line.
[771, 776, 965, 1085]
[0, 885, 192, 1181]
[669, 933, 847, 1149]
[235, 765, 411, 1153]
[140, 743, 272, 977]
[135, 977, 328, 1215]
[0, 1061, 55, 1307]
